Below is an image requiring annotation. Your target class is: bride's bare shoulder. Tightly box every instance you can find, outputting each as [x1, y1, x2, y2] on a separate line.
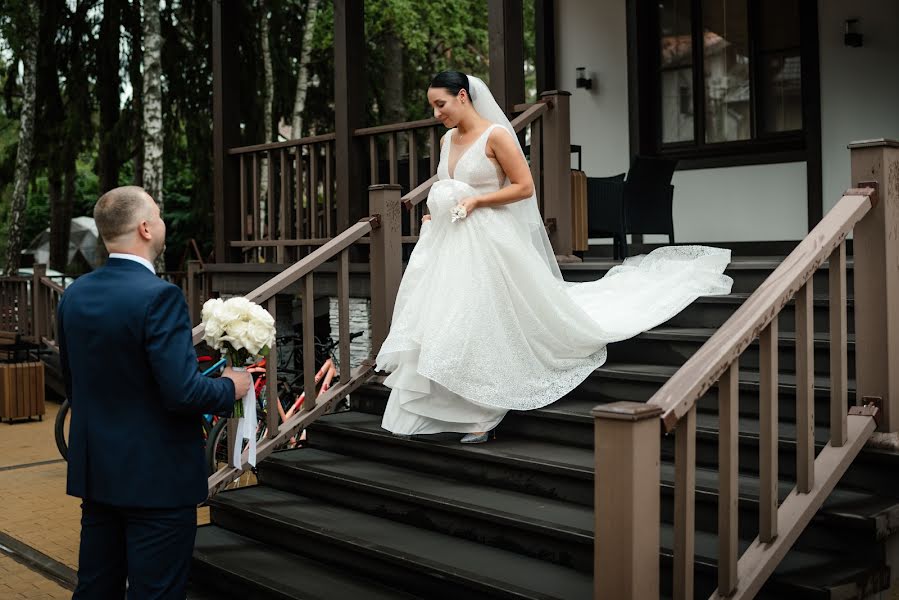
[486, 125, 516, 156]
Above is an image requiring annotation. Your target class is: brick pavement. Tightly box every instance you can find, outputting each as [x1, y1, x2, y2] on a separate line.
[0, 402, 213, 597]
[0, 554, 70, 600]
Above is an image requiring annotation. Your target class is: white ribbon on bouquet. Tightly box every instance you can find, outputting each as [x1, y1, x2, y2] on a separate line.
[231, 366, 257, 469]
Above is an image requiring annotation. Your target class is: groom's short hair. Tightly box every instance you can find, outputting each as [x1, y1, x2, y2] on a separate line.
[94, 186, 154, 242]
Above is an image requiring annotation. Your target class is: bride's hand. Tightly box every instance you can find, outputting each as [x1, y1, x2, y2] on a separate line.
[421, 215, 431, 223]
[460, 197, 480, 215]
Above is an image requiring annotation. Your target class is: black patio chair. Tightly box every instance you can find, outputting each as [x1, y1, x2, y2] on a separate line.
[586, 174, 627, 259]
[622, 155, 677, 250]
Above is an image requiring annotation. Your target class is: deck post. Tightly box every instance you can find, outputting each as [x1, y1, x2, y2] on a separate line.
[368, 185, 402, 358]
[541, 90, 574, 259]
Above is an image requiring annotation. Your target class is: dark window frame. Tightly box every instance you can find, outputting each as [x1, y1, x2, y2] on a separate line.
[628, 0, 821, 172]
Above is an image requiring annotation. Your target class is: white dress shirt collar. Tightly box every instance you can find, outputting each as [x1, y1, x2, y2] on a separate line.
[109, 253, 156, 274]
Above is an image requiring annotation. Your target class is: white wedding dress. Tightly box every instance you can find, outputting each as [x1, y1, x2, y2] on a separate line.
[376, 122, 733, 436]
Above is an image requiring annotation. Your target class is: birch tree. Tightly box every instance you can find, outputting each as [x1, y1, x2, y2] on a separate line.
[142, 0, 164, 268]
[259, 2, 274, 234]
[4, 2, 39, 275]
[290, 0, 319, 139]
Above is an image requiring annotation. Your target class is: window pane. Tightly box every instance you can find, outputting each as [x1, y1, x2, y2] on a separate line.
[702, 0, 750, 143]
[759, 0, 802, 133]
[759, 0, 800, 52]
[760, 54, 802, 132]
[660, 0, 694, 143]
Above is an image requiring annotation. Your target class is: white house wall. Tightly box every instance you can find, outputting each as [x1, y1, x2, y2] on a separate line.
[818, 0, 899, 212]
[556, 0, 899, 244]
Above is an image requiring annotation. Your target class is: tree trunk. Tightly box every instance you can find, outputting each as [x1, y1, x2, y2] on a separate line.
[98, 0, 122, 193]
[291, 0, 320, 139]
[4, 3, 39, 275]
[125, 0, 144, 186]
[259, 2, 274, 235]
[142, 0, 164, 268]
[47, 163, 66, 272]
[50, 154, 76, 272]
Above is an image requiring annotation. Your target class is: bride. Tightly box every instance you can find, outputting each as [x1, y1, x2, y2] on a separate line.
[375, 71, 732, 443]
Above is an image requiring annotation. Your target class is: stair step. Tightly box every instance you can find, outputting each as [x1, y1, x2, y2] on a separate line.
[308, 410, 594, 504]
[355, 361, 853, 447]
[664, 293, 854, 333]
[260, 447, 593, 571]
[192, 525, 421, 600]
[307, 412, 899, 541]
[208, 485, 594, 600]
[616, 327, 855, 376]
[211, 453, 889, 599]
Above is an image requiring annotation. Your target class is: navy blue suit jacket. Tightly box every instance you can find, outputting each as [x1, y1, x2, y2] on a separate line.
[59, 258, 234, 508]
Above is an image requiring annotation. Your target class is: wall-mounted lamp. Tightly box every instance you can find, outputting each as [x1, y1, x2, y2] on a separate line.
[576, 67, 593, 90]
[844, 19, 863, 47]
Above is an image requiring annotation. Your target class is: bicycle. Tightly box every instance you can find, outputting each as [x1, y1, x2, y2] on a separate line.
[204, 330, 362, 481]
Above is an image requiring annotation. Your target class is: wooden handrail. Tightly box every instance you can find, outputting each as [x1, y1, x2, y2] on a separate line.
[354, 117, 441, 137]
[39, 276, 65, 294]
[648, 187, 876, 432]
[227, 132, 336, 155]
[401, 101, 551, 209]
[190, 219, 376, 346]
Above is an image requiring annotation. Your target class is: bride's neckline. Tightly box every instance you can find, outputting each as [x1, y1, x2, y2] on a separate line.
[448, 124, 495, 179]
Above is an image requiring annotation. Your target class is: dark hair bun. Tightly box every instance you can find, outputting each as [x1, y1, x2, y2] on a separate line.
[430, 71, 470, 97]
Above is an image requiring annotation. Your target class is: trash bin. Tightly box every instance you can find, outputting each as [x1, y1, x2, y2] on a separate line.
[0, 362, 45, 423]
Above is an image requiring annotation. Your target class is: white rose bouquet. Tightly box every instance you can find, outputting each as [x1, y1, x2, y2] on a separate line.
[201, 297, 276, 418]
[450, 204, 468, 223]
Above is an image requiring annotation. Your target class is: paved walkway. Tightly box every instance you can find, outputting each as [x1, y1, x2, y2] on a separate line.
[0, 402, 211, 598]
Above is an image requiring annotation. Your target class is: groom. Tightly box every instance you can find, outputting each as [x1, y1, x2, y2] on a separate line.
[58, 186, 251, 599]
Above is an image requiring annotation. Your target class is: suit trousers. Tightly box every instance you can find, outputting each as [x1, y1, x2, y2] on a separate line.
[73, 500, 196, 600]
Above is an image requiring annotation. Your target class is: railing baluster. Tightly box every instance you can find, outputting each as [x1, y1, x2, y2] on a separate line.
[279, 149, 288, 263]
[266, 297, 279, 439]
[240, 155, 247, 242]
[388, 133, 398, 184]
[829, 242, 848, 447]
[310, 144, 319, 239]
[719, 361, 739, 595]
[409, 130, 419, 237]
[295, 147, 305, 245]
[759, 320, 779, 542]
[673, 406, 695, 600]
[253, 153, 260, 261]
[796, 281, 815, 492]
[530, 118, 543, 209]
[369, 137, 378, 184]
[325, 142, 333, 237]
[267, 150, 275, 262]
[302, 273, 317, 411]
[429, 127, 438, 176]
[338, 249, 350, 382]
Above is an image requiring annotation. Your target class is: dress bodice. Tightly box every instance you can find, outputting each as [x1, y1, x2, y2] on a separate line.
[436, 124, 506, 195]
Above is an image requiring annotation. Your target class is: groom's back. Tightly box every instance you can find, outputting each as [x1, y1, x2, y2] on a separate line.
[60, 259, 209, 507]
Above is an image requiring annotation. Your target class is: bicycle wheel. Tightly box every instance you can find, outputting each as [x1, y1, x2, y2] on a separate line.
[54, 399, 71, 461]
[205, 412, 267, 490]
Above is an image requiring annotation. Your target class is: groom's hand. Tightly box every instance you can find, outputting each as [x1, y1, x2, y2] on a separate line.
[222, 367, 252, 399]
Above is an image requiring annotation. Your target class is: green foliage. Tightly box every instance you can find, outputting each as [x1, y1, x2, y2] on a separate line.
[0, 0, 539, 272]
